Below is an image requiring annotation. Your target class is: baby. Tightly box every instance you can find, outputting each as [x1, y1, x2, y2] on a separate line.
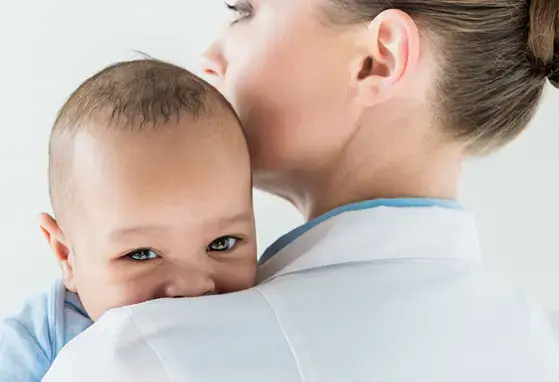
[0, 59, 257, 380]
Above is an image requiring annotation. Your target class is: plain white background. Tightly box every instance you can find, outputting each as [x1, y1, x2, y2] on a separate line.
[0, 1, 557, 319]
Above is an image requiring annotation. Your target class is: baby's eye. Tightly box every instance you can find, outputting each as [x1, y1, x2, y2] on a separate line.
[207, 236, 240, 252]
[127, 249, 159, 261]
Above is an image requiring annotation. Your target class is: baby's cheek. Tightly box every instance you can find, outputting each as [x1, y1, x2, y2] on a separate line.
[215, 261, 258, 293]
[79, 279, 158, 321]
[108, 280, 159, 307]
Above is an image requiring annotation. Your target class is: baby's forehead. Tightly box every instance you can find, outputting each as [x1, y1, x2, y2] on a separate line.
[71, 116, 250, 192]
[79, 107, 247, 162]
[73, 115, 249, 196]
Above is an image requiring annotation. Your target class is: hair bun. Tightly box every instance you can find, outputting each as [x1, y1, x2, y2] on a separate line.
[527, 0, 559, 88]
[549, 53, 559, 88]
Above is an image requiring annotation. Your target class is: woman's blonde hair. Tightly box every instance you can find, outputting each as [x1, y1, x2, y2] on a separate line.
[323, 0, 558, 153]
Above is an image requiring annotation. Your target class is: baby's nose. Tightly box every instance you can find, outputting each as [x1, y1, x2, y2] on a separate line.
[164, 271, 215, 298]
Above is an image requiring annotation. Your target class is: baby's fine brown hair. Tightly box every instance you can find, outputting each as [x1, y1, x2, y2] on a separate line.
[324, 0, 559, 153]
[48, 59, 237, 221]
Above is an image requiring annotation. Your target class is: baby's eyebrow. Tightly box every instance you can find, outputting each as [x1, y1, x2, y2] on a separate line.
[109, 225, 168, 242]
[212, 211, 253, 229]
[108, 211, 253, 241]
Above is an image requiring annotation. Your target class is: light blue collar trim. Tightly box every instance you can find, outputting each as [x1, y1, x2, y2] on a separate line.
[259, 198, 462, 265]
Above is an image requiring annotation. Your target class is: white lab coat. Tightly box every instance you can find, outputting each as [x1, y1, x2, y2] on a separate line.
[43, 206, 559, 381]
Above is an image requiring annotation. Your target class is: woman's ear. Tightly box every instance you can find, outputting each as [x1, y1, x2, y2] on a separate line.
[38, 213, 77, 292]
[351, 9, 420, 105]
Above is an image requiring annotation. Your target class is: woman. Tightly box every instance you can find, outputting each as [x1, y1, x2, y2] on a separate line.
[202, 0, 558, 221]
[44, 0, 559, 381]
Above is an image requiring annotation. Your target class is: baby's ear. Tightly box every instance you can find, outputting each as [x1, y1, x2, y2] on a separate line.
[38, 213, 77, 293]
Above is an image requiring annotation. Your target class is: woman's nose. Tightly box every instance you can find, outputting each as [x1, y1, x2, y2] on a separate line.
[200, 40, 227, 81]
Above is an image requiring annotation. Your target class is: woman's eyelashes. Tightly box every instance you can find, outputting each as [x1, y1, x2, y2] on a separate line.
[224, 1, 254, 25]
[127, 248, 160, 261]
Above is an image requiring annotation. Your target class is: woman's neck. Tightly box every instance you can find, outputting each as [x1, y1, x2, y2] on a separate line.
[306, 155, 462, 220]
[257, 138, 464, 221]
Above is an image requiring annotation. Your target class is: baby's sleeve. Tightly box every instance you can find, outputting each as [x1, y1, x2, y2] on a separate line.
[0, 294, 54, 382]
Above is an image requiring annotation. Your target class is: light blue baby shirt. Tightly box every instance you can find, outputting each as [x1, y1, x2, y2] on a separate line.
[0, 279, 93, 381]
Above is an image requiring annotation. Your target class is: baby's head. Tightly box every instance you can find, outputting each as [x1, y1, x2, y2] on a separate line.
[39, 59, 257, 320]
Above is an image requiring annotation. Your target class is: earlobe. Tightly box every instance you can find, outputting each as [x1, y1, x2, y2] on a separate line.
[352, 9, 420, 105]
[38, 213, 77, 292]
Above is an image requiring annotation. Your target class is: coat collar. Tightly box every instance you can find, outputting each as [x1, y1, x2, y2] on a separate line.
[257, 202, 481, 283]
